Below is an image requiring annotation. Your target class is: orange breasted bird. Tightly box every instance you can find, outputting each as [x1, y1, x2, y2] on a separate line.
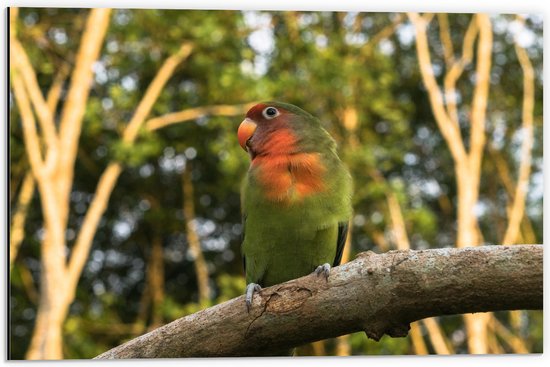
[238, 102, 352, 310]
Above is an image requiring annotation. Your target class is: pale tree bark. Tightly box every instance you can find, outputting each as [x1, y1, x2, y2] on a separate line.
[182, 164, 211, 306]
[422, 317, 454, 354]
[95, 245, 542, 358]
[491, 316, 529, 353]
[362, 13, 405, 57]
[45, 63, 70, 114]
[408, 13, 494, 354]
[146, 103, 253, 131]
[489, 146, 538, 244]
[55, 9, 113, 230]
[310, 341, 327, 356]
[501, 15, 535, 246]
[409, 323, 428, 355]
[10, 55, 69, 273]
[11, 28, 67, 360]
[9, 171, 35, 270]
[442, 17, 478, 128]
[456, 12, 491, 350]
[437, 13, 455, 68]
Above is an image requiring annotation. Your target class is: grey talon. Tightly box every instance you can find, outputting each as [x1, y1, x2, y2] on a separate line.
[314, 263, 331, 279]
[245, 283, 262, 312]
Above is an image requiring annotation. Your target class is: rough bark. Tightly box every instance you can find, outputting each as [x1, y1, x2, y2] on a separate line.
[96, 245, 542, 359]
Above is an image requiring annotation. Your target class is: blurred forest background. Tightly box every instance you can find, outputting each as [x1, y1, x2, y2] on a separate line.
[9, 8, 543, 359]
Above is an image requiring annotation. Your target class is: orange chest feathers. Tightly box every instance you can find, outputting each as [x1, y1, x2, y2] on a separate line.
[251, 153, 327, 203]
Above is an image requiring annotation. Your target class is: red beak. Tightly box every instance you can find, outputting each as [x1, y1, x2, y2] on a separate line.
[237, 118, 257, 151]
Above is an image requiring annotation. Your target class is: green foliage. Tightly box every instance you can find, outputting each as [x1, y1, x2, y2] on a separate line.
[111, 129, 163, 167]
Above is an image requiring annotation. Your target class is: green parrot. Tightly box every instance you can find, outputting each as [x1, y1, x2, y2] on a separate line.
[238, 101, 352, 311]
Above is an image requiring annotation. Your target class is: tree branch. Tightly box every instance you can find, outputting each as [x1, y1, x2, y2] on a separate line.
[145, 102, 254, 131]
[362, 13, 405, 56]
[407, 13, 467, 163]
[46, 62, 70, 114]
[56, 8, 112, 229]
[468, 14, 492, 196]
[488, 145, 538, 244]
[502, 15, 535, 245]
[9, 171, 35, 270]
[421, 317, 454, 354]
[409, 322, 428, 355]
[123, 43, 193, 141]
[11, 70, 45, 176]
[443, 16, 478, 126]
[95, 245, 542, 358]
[490, 314, 529, 353]
[11, 41, 59, 169]
[10, 9, 59, 173]
[437, 13, 455, 68]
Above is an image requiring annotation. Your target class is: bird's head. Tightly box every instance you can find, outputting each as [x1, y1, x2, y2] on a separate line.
[237, 101, 328, 159]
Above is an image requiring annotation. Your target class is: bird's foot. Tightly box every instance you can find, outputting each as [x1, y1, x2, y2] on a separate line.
[245, 283, 262, 312]
[314, 263, 331, 280]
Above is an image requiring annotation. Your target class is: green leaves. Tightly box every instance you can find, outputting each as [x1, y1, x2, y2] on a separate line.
[111, 129, 163, 167]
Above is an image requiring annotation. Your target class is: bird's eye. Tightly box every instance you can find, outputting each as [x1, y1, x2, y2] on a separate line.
[262, 107, 279, 120]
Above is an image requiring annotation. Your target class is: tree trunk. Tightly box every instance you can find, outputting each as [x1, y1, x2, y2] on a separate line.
[25, 273, 71, 359]
[25, 181, 70, 359]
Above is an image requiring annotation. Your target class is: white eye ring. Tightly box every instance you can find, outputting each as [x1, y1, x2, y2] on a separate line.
[262, 107, 279, 120]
